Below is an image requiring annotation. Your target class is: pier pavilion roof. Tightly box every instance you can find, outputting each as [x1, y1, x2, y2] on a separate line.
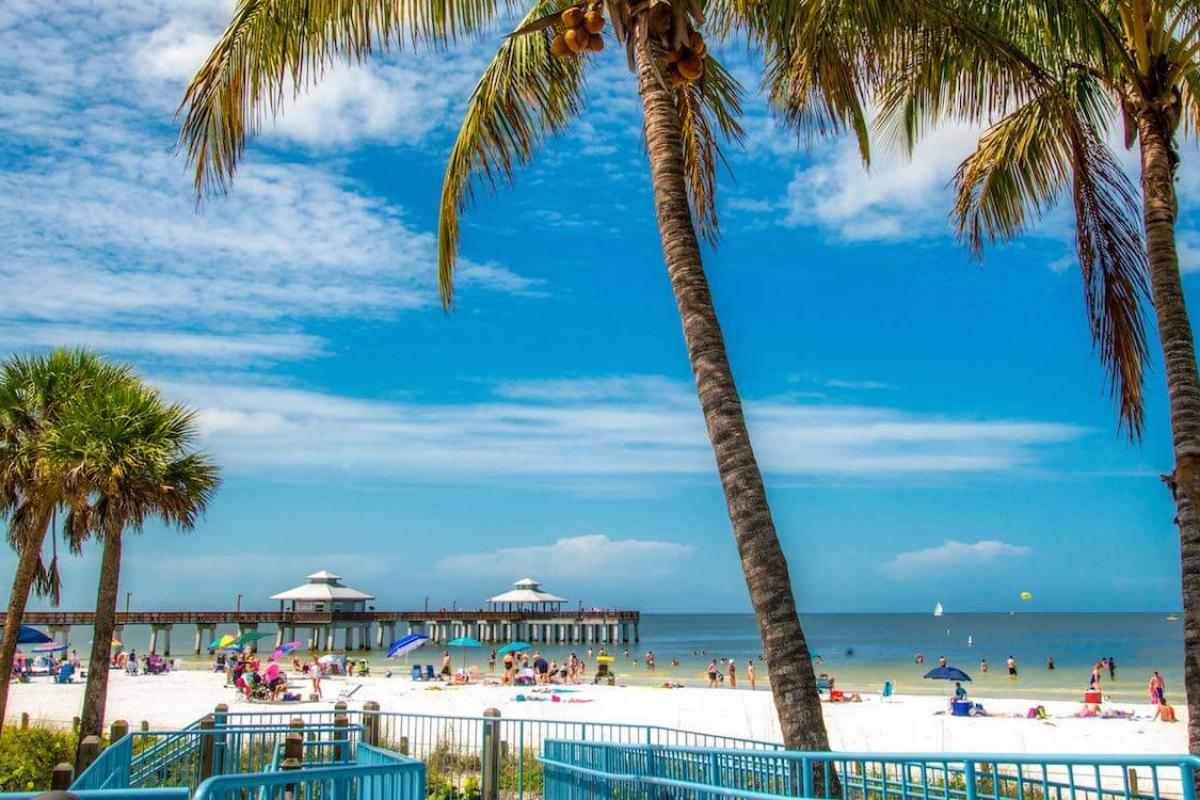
[271, 571, 375, 602]
[487, 578, 566, 606]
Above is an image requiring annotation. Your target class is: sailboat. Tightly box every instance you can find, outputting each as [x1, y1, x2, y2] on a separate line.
[934, 602, 944, 617]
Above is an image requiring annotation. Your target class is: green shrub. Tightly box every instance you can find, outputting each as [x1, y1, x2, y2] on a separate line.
[0, 725, 77, 792]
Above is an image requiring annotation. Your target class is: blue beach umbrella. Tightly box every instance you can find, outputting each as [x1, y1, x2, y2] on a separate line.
[32, 642, 68, 654]
[924, 666, 971, 682]
[497, 641, 531, 655]
[446, 637, 483, 674]
[387, 633, 430, 659]
[17, 626, 51, 645]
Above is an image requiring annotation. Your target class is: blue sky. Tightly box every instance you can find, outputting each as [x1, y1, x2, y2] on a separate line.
[0, 0, 1196, 614]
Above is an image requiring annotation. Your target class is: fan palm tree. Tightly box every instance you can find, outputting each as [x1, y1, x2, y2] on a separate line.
[0, 349, 135, 726]
[179, 0, 829, 750]
[753, 0, 1200, 753]
[42, 382, 219, 758]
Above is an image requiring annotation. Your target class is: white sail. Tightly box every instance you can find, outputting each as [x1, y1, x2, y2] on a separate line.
[934, 602, 944, 617]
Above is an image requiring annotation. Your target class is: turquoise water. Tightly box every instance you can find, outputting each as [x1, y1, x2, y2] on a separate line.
[55, 613, 1184, 702]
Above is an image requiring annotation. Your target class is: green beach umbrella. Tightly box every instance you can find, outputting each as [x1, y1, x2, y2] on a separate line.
[231, 631, 272, 648]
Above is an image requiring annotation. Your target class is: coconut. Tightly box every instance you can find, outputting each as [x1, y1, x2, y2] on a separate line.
[668, 65, 685, 87]
[584, 11, 606, 33]
[586, 33, 604, 51]
[688, 31, 706, 57]
[565, 27, 590, 51]
[550, 32, 570, 57]
[678, 53, 704, 80]
[663, 49, 682, 64]
[562, 7, 584, 27]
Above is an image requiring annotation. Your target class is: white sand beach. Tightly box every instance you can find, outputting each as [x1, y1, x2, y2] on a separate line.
[4, 669, 1187, 755]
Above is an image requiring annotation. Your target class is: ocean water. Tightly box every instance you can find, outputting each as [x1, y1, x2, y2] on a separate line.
[53, 613, 1184, 703]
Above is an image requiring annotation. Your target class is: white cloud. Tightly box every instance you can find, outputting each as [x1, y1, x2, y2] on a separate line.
[153, 374, 1084, 484]
[880, 539, 1032, 578]
[0, 0, 533, 368]
[435, 534, 694, 580]
[781, 123, 984, 242]
[0, 326, 325, 363]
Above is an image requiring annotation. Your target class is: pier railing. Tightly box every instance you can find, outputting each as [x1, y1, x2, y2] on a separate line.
[539, 741, 1200, 800]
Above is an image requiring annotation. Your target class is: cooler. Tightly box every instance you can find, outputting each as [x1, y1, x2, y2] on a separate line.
[1084, 690, 1102, 704]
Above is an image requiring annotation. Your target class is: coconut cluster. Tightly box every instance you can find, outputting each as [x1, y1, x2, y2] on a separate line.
[663, 28, 707, 84]
[551, 4, 606, 57]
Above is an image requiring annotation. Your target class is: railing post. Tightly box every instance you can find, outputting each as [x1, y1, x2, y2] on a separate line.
[50, 763, 74, 790]
[19, 712, 29, 729]
[110, 720, 129, 744]
[281, 732, 304, 800]
[198, 714, 216, 781]
[362, 701, 380, 747]
[334, 712, 351, 763]
[481, 707, 501, 800]
[77, 735, 101, 773]
[212, 703, 228, 774]
[965, 761, 979, 800]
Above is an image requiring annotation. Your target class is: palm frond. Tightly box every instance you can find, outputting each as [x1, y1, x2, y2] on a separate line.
[437, 0, 586, 309]
[178, 0, 507, 197]
[675, 55, 744, 245]
[953, 75, 1148, 437]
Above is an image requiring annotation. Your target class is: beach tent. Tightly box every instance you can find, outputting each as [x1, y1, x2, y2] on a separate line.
[16, 626, 51, 645]
[497, 641, 531, 655]
[387, 633, 429, 659]
[923, 666, 971, 682]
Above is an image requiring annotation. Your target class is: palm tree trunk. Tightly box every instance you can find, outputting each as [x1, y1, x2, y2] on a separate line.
[77, 529, 122, 763]
[0, 521, 50, 727]
[1137, 112, 1200, 759]
[632, 36, 829, 752]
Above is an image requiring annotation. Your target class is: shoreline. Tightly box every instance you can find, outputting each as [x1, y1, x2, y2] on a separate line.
[5, 669, 1187, 755]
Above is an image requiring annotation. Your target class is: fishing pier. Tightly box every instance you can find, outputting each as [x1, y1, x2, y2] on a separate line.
[6, 573, 640, 655]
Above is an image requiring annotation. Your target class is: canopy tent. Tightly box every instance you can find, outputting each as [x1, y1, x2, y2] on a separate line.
[16, 626, 51, 645]
[923, 666, 971, 682]
[387, 633, 430, 659]
[32, 642, 68, 654]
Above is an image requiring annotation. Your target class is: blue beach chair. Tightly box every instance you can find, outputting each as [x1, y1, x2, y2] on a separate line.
[55, 663, 75, 684]
[425, 665, 437, 681]
[411, 665, 423, 681]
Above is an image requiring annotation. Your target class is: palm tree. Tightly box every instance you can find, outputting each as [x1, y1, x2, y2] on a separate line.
[756, 0, 1200, 753]
[0, 349, 135, 726]
[179, 0, 829, 750]
[42, 381, 219, 758]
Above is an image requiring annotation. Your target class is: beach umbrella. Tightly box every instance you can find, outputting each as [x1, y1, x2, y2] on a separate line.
[112, 638, 123, 647]
[32, 642, 68, 654]
[208, 633, 236, 650]
[387, 633, 430, 659]
[231, 631, 272, 648]
[16, 626, 51, 645]
[923, 666, 971, 682]
[497, 641, 531, 655]
[272, 641, 303, 661]
[1020, 591, 1033, 601]
[447, 637, 483, 674]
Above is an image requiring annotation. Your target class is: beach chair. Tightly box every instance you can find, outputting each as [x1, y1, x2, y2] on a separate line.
[54, 663, 75, 684]
[411, 665, 423, 681]
[424, 665, 437, 681]
[816, 675, 834, 693]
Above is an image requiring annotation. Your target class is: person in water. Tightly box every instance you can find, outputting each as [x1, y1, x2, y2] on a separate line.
[1007, 655, 1018, 678]
[1107, 656, 1116, 681]
[980, 659, 988, 673]
[1047, 656, 1055, 670]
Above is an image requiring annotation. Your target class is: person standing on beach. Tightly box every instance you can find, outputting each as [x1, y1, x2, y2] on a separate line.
[728, 659, 736, 689]
[441, 651, 452, 680]
[1150, 671, 1166, 704]
[1007, 655, 1018, 678]
[707, 659, 718, 688]
[308, 654, 322, 699]
[747, 659, 756, 690]
[1090, 662, 1103, 689]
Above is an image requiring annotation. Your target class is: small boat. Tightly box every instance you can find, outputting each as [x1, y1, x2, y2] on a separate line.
[967, 635, 973, 647]
[933, 602, 944, 617]
[1168, 614, 1180, 621]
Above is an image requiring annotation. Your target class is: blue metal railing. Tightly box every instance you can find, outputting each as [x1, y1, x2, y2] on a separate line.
[192, 757, 425, 800]
[539, 741, 1200, 800]
[0, 790, 188, 800]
